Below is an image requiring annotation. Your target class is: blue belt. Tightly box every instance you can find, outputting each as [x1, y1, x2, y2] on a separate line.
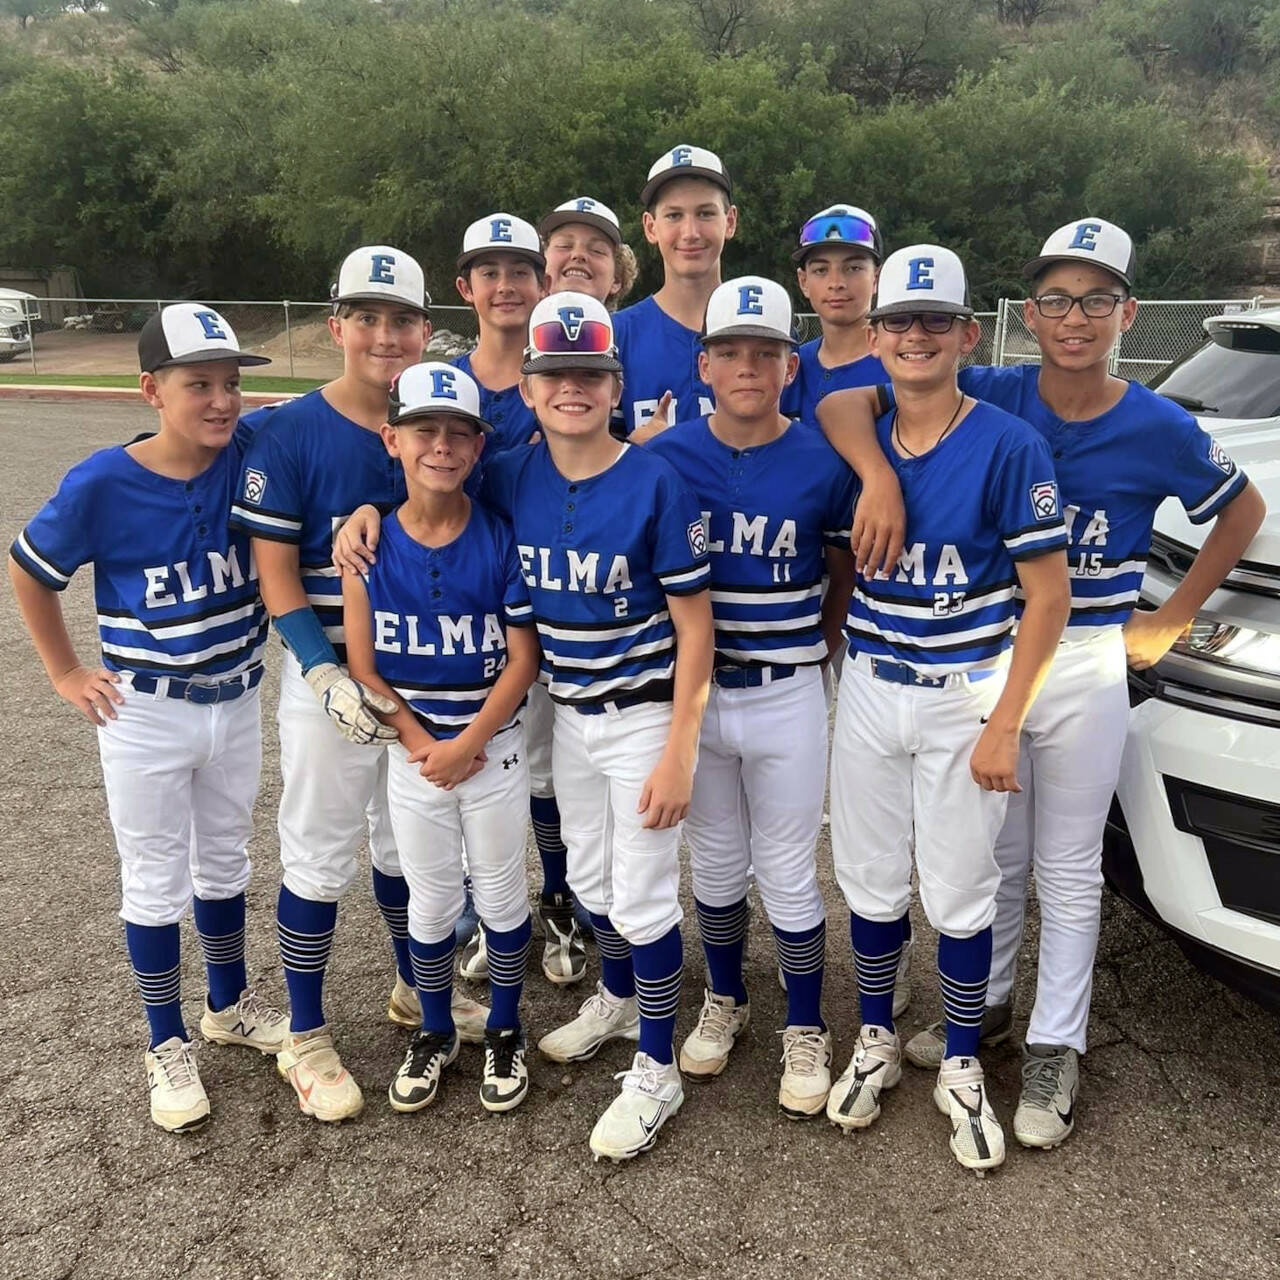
[713, 663, 797, 689]
[131, 666, 265, 704]
[869, 658, 996, 689]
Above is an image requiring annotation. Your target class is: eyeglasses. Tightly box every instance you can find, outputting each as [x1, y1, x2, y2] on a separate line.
[799, 212, 878, 251]
[1031, 291, 1126, 319]
[877, 312, 962, 334]
[528, 317, 615, 356]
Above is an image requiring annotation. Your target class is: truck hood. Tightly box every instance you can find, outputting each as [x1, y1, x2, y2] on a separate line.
[1153, 417, 1280, 569]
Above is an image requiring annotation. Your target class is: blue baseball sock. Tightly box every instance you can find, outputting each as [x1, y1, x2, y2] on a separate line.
[632, 925, 683, 1065]
[192, 893, 247, 1013]
[529, 795, 570, 897]
[849, 912, 903, 1032]
[485, 915, 532, 1032]
[590, 911, 635, 999]
[939, 928, 993, 1059]
[694, 896, 749, 1004]
[277, 885, 336, 1034]
[408, 932, 456, 1036]
[371, 866, 413, 985]
[125, 921, 185, 1049]
[774, 920, 826, 1030]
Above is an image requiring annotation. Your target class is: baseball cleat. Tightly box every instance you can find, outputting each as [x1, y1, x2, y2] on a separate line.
[778, 1025, 832, 1118]
[145, 1037, 210, 1133]
[538, 981, 640, 1063]
[454, 876, 480, 950]
[386, 975, 490, 1044]
[678, 989, 750, 1078]
[388, 1029, 459, 1113]
[826, 1024, 901, 1130]
[934, 1055, 1005, 1174]
[538, 892, 587, 986]
[386, 974, 420, 1028]
[903, 999, 1014, 1070]
[459, 923, 489, 982]
[200, 987, 289, 1054]
[589, 1052, 684, 1162]
[1013, 1043, 1079, 1149]
[480, 1028, 529, 1113]
[277, 1026, 364, 1123]
[893, 940, 912, 1019]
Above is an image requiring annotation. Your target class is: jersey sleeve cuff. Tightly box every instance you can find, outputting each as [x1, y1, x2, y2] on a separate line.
[10, 531, 72, 590]
[658, 562, 711, 595]
[229, 503, 304, 542]
[1185, 468, 1247, 524]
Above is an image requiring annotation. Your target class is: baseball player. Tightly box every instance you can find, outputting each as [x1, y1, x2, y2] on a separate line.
[819, 220, 1265, 1150]
[540, 197, 639, 311]
[823, 246, 1070, 1174]
[647, 277, 857, 1118]
[8, 305, 286, 1132]
[230, 246, 487, 1123]
[484, 291, 714, 1161]
[342, 362, 541, 1114]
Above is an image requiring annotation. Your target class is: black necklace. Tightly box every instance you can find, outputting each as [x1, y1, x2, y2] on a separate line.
[893, 393, 966, 458]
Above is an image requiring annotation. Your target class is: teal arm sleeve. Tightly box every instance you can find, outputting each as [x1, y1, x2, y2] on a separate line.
[274, 606, 339, 674]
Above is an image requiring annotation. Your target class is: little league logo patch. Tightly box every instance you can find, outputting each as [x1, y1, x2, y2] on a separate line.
[244, 469, 267, 504]
[1030, 480, 1060, 520]
[688, 519, 708, 557]
[1208, 440, 1236, 475]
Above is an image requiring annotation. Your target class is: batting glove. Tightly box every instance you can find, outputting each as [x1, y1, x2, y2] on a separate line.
[303, 663, 399, 746]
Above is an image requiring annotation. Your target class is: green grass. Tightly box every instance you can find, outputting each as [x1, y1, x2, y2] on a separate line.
[0, 372, 322, 392]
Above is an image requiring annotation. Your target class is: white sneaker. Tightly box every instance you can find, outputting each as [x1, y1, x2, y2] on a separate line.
[480, 1028, 529, 1113]
[933, 1056, 1005, 1174]
[826, 1025, 901, 1130]
[459, 924, 489, 981]
[589, 1052, 684, 1162]
[200, 988, 288, 1054]
[778, 1026, 832, 1118]
[388, 1030, 458, 1113]
[893, 940, 912, 1019]
[277, 1026, 364, 1123]
[538, 981, 640, 1063]
[904, 1000, 1014, 1070]
[145, 1037, 209, 1133]
[1013, 1043, 1079, 1149]
[678, 990, 749, 1078]
[386, 974, 489, 1043]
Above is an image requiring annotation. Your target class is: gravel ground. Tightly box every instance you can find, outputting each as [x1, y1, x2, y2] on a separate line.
[2, 401, 1278, 1280]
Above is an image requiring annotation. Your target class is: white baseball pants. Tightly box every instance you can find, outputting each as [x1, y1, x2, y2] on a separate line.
[989, 628, 1130, 1052]
[553, 700, 683, 946]
[830, 654, 1008, 937]
[385, 725, 531, 942]
[277, 652, 400, 902]
[99, 682, 261, 927]
[524, 679, 555, 799]
[686, 666, 827, 932]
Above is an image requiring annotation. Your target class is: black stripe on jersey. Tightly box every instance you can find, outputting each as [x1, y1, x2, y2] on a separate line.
[9, 541, 68, 591]
[552, 676, 674, 708]
[709, 576, 824, 595]
[1187, 468, 1244, 518]
[310, 602, 343, 621]
[1005, 518, 1065, 541]
[103, 632, 268, 676]
[236, 501, 302, 523]
[16, 530, 73, 581]
[874, 384, 893, 415]
[238, 525, 301, 545]
[845, 624, 1010, 658]
[1067, 599, 1137, 616]
[387, 676, 495, 695]
[534, 606, 669, 633]
[715, 624, 821, 645]
[98, 597, 264, 629]
[856, 576, 1016, 605]
[663, 579, 711, 597]
[548, 641, 676, 676]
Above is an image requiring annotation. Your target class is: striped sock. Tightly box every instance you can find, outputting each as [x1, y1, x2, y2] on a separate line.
[192, 893, 247, 1013]
[632, 925, 683, 1065]
[485, 915, 532, 1031]
[125, 921, 185, 1049]
[849, 912, 903, 1032]
[590, 912, 635, 999]
[695, 897, 749, 1003]
[774, 919, 826, 1029]
[371, 867, 413, 985]
[277, 885, 336, 1034]
[529, 795, 569, 896]
[408, 933, 455, 1036]
[939, 928, 993, 1059]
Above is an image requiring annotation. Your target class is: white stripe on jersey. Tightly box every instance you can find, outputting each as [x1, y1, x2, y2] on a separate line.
[1005, 524, 1067, 552]
[710, 585, 820, 607]
[541, 636, 674, 670]
[853, 615, 1012, 651]
[97, 601, 260, 639]
[715, 613, 819, 635]
[552, 664, 676, 701]
[103, 625, 268, 669]
[661, 565, 712, 590]
[717, 641, 826, 665]
[1069, 589, 1140, 610]
[1068, 557, 1146, 581]
[1187, 471, 1242, 521]
[230, 503, 302, 533]
[537, 610, 670, 643]
[14, 531, 69, 586]
[856, 586, 1016, 620]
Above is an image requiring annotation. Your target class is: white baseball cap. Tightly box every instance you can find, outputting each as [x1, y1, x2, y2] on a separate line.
[793, 205, 883, 264]
[539, 197, 622, 246]
[869, 245, 973, 320]
[387, 362, 491, 433]
[138, 304, 271, 373]
[1022, 217, 1135, 287]
[457, 213, 546, 272]
[521, 292, 622, 375]
[641, 144, 732, 207]
[702, 276, 796, 345]
[331, 245, 430, 315]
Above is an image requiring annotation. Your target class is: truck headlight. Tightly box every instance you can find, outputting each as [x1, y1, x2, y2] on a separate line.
[1173, 621, 1280, 676]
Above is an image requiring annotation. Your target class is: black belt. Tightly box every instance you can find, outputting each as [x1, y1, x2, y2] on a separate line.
[572, 689, 664, 716]
[131, 666, 265, 704]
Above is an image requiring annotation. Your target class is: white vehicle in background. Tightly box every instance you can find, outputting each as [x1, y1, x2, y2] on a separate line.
[1105, 307, 1280, 1011]
[0, 288, 37, 362]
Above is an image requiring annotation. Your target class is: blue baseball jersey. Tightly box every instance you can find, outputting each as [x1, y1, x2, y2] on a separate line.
[957, 364, 1249, 633]
[613, 296, 715, 435]
[845, 401, 1068, 673]
[362, 504, 533, 739]
[647, 417, 856, 666]
[451, 351, 538, 491]
[781, 341, 887, 423]
[12, 440, 267, 680]
[480, 442, 711, 708]
[229, 390, 406, 662]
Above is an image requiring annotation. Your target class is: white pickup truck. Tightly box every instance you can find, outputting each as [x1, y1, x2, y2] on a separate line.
[0, 288, 36, 362]
[1105, 308, 1280, 1010]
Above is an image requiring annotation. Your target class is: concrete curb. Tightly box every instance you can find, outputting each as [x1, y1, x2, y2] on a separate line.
[0, 384, 299, 407]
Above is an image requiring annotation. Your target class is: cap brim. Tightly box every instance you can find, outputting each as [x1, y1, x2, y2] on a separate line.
[791, 243, 880, 265]
[640, 166, 732, 208]
[151, 348, 272, 371]
[521, 352, 623, 375]
[1021, 252, 1132, 288]
[456, 248, 547, 272]
[331, 291, 431, 316]
[701, 324, 797, 345]
[538, 211, 622, 245]
[388, 405, 492, 434]
[868, 300, 973, 320]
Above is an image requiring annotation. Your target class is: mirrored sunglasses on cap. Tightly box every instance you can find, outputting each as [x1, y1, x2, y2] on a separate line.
[522, 315, 622, 373]
[796, 212, 879, 259]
